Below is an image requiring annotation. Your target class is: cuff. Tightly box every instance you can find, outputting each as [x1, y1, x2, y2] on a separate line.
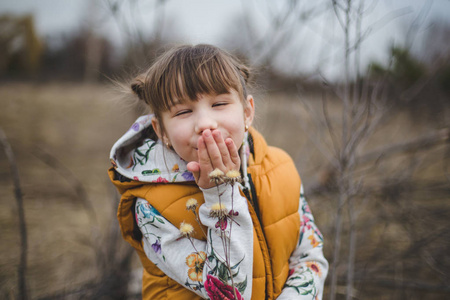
[200, 184, 241, 206]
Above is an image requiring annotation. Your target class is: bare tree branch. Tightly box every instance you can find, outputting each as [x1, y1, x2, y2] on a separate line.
[321, 89, 340, 158]
[0, 128, 28, 300]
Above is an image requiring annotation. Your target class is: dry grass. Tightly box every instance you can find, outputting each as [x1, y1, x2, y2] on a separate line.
[0, 82, 139, 299]
[0, 83, 448, 299]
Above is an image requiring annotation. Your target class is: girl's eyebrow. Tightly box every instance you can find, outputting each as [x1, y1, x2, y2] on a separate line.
[169, 99, 190, 111]
[171, 99, 187, 106]
[216, 92, 233, 100]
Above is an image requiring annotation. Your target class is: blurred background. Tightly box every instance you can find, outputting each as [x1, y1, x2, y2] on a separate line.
[0, 0, 449, 299]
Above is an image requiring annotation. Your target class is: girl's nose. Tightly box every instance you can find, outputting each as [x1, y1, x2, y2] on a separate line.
[195, 113, 218, 134]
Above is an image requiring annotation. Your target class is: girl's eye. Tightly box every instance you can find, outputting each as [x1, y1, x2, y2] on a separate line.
[174, 110, 191, 117]
[213, 102, 228, 107]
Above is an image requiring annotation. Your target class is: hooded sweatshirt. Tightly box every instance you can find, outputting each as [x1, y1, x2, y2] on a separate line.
[109, 114, 328, 299]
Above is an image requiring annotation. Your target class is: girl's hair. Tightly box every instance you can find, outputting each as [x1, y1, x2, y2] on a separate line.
[130, 44, 251, 135]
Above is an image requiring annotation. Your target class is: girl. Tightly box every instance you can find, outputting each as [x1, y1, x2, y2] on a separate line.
[108, 44, 328, 299]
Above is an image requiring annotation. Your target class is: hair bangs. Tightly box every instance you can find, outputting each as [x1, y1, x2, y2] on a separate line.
[156, 47, 243, 111]
[136, 44, 249, 118]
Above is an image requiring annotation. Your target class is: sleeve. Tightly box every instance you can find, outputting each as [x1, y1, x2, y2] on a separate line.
[136, 183, 254, 299]
[276, 185, 329, 300]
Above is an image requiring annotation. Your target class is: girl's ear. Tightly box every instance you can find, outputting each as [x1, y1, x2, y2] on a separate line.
[151, 117, 163, 141]
[244, 95, 255, 127]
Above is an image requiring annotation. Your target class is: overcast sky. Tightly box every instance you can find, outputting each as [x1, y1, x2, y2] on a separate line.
[1, 0, 449, 78]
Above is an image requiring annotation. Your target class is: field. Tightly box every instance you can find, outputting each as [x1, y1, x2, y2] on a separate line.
[0, 82, 448, 299]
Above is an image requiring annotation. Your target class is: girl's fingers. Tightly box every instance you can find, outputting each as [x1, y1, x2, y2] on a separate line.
[202, 129, 226, 170]
[193, 130, 241, 189]
[226, 138, 240, 167]
[197, 136, 213, 171]
[212, 130, 232, 167]
[186, 161, 200, 182]
[192, 136, 215, 189]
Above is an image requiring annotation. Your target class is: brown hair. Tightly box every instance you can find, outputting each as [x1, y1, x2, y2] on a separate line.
[130, 44, 251, 129]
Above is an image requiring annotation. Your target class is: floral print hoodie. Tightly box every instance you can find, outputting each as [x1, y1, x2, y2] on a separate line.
[110, 115, 328, 299]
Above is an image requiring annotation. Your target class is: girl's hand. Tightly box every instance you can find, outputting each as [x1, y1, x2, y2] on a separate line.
[187, 129, 241, 189]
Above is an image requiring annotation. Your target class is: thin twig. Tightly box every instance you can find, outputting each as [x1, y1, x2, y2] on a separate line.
[0, 128, 28, 300]
[321, 89, 340, 159]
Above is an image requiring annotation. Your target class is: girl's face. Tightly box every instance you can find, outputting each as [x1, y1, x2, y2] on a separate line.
[152, 90, 255, 163]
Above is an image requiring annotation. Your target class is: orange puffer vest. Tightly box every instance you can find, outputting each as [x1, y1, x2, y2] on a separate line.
[108, 128, 301, 299]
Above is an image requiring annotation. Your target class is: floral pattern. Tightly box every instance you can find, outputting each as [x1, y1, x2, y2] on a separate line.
[306, 261, 322, 278]
[282, 193, 327, 299]
[135, 190, 326, 300]
[142, 168, 161, 176]
[285, 268, 316, 298]
[111, 116, 196, 183]
[135, 184, 252, 299]
[132, 140, 157, 170]
[131, 140, 195, 182]
[133, 183, 326, 300]
[118, 116, 327, 299]
[136, 202, 166, 261]
[151, 240, 162, 254]
[308, 234, 320, 248]
[205, 274, 243, 300]
[205, 230, 247, 296]
[152, 176, 169, 183]
[186, 252, 207, 281]
[138, 202, 162, 220]
[181, 171, 195, 181]
[299, 193, 324, 247]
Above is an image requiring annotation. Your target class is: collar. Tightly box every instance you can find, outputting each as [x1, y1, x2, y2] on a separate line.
[110, 114, 251, 185]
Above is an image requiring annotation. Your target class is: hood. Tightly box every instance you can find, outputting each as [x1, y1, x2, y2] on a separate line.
[109, 114, 195, 183]
[109, 114, 255, 192]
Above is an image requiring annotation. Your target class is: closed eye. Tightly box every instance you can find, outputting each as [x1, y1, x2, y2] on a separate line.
[212, 102, 228, 107]
[174, 110, 191, 116]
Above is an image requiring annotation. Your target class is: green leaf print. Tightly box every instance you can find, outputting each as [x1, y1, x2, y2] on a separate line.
[132, 140, 156, 170]
[235, 276, 247, 294]
[285, 268, 317, 298]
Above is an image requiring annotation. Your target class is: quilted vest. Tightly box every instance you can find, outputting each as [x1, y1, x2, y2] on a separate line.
[108, 128, 301, 299]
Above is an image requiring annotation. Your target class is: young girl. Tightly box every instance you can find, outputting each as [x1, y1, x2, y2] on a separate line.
[108, 44, 328, 300]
